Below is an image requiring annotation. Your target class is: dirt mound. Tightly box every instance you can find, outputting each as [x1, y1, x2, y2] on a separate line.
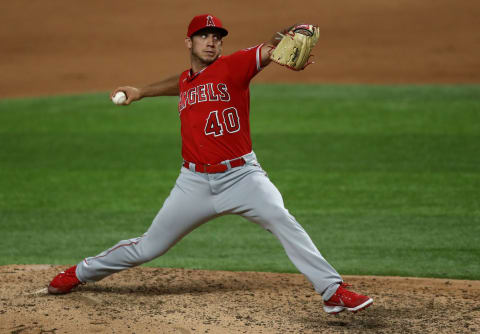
[1, 265, 479, 333]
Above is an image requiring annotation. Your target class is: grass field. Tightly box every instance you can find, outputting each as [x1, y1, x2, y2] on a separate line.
[0, 84, 479, 279]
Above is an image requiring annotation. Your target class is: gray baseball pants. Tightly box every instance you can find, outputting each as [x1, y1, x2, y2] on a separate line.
[76, 152, 342, 300]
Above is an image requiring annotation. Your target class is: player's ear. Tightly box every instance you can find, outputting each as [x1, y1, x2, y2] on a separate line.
[185, 37, 192, 49]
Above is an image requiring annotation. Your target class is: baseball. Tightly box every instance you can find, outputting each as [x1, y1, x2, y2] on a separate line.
[112, 91, 127, 105]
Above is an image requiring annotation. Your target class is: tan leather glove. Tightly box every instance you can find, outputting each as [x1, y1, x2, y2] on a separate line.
[270, 24, 320, 71]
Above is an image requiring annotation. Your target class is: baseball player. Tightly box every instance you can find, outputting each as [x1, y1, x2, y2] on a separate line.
[48, 14, 373, 315]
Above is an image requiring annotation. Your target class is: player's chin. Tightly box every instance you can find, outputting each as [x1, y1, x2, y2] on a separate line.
[202, 53, 220, 63]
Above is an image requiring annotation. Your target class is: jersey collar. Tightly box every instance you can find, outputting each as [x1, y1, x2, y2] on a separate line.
[187, 66, 207, 81]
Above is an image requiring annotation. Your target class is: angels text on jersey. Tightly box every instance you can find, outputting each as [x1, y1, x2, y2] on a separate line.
[178, 82, 231, 112]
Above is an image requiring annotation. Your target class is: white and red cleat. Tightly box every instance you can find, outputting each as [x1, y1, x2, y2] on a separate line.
[324, 283, 373, 314]
[48, 265, 83, 294]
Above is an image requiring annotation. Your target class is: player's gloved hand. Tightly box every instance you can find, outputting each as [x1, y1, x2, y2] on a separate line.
[270, 24, 320, 71]
[110, 86, 141, 105]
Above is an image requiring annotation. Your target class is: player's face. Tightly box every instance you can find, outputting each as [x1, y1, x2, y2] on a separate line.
[186, 29, 223, 65]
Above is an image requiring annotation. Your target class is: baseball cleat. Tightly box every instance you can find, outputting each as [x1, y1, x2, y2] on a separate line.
[48, 265, 83, 294]
[323, 283, 373, 314]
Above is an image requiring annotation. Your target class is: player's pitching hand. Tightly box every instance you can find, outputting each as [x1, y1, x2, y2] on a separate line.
[110, 86, 141, 105]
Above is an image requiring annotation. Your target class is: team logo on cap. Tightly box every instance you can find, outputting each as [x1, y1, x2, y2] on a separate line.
[206, 15, 215, 27]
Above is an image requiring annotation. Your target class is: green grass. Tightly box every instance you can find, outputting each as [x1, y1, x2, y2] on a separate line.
[1, 84, 479, 279]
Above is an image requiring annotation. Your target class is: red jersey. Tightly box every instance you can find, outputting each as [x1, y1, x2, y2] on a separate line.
[178, 44, 263, 165]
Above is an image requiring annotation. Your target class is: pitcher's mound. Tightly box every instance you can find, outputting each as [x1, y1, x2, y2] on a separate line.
[1, 265, 479, 333]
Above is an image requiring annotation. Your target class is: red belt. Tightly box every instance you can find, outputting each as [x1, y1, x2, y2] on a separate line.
[183, 158, 246, 174]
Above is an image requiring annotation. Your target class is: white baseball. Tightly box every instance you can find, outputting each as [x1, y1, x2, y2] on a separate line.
[112, 91, 127, 105]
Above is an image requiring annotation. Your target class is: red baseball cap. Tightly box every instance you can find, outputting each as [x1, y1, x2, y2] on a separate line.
[187, 14, 228, 38]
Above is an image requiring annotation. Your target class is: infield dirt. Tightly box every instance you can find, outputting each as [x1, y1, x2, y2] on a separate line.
[1, 265, 479, 334]
[1, 0, 479, 98]
[1, 0, 479, 333]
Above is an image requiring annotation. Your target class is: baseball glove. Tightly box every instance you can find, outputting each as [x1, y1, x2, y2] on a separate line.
[270, 24, 320, 71]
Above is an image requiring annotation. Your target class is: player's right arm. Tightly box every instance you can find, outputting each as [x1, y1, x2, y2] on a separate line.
[111, 74, 180, 105]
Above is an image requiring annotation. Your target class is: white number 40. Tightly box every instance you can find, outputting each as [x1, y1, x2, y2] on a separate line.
[204, 107, 240, 137]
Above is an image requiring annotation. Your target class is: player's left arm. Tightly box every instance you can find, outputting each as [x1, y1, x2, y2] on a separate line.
[259, 25, 296, 67]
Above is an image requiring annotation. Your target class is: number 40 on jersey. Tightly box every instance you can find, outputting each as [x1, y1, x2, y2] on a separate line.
[204, 107, 240, 137]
